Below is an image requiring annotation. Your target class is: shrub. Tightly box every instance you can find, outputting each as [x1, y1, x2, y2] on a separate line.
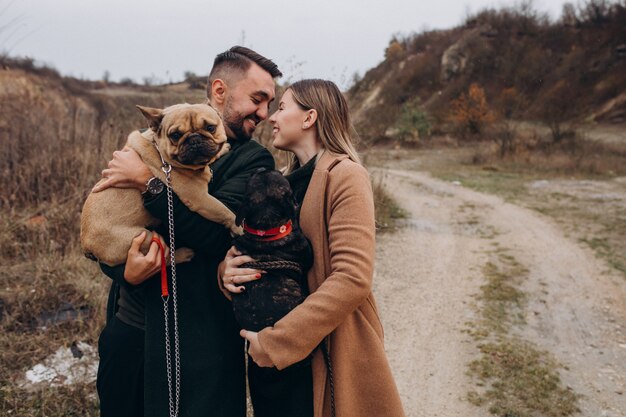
[449, 83, 495, 136]
[396, 97, 432, 142]
[539, 80, 579, 143]
[385, 40, 405, 60]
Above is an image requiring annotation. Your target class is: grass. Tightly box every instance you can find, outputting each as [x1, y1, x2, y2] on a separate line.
[477, 261, 527, 335]
[1, 384, 99, 417]
[0, 68, 207, 415]
[371, 174, 407, 230]
[465, 253, 580, 417]
[468, 339, 579, 417]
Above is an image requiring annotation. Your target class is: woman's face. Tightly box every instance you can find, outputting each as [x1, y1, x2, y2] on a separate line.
[269, 89, 309, 152]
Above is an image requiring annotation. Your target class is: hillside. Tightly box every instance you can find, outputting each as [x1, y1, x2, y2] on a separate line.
[347, 2, 626, 142]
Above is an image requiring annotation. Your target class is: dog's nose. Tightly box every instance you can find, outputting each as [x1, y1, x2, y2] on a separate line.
[187, 133, 204, 142]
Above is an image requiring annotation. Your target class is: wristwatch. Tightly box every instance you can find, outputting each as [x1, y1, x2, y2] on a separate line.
[144, 176, 165, 195]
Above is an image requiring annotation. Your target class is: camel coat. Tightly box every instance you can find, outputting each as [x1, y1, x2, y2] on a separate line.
[258, 151, 405, 417]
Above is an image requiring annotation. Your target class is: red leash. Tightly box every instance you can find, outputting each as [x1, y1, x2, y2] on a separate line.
[151, 236, 169, 297]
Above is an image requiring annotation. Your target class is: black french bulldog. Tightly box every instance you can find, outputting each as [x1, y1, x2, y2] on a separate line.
[232, 168, 313, 332]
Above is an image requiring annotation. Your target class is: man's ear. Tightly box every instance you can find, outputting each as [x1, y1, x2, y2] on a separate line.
[136, 105, 164, 132]
[302, 109, 318, 129]
[210, 79, 227, 106]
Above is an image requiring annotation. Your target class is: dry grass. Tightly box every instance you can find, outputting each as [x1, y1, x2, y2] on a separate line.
[371, 174, 407, 230]
[466, 253, 580, 417]
[0, 67, 207, 414]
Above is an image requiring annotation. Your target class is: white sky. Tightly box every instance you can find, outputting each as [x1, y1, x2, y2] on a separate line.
[2, 0, 572, 89]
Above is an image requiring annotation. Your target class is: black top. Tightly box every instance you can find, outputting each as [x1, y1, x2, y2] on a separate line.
[285, 155, 316, 209]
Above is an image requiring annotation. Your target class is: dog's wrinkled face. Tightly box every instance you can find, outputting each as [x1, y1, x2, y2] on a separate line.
[236, 169, 297, 230]
[137, 104, 227, 168]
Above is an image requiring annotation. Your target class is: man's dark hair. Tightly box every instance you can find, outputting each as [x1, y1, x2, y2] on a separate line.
[207, 46, 282, 96]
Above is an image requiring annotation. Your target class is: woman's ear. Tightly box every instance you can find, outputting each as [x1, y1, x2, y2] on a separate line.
[302, 109, 318, 130]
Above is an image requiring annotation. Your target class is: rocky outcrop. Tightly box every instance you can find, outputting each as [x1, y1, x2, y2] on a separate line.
[440, 26, 493, 82]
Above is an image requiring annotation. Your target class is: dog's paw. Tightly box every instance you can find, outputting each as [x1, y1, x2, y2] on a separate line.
[174, 247, 195, 263]
[229, 224, 243, 236]
[216, 142, 231, 159]
[182, 198, 198, 212]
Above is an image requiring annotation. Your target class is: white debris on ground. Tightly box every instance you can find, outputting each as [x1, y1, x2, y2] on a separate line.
[21, 342, 98, 388]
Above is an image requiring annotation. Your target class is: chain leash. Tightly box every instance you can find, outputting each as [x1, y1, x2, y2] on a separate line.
[149, 135, 182, 417]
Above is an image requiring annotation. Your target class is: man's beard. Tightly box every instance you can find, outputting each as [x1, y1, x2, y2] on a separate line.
[223, 99, 260, 140]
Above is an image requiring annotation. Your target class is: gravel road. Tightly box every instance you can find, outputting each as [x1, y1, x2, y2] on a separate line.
[373, 168, 626, 417]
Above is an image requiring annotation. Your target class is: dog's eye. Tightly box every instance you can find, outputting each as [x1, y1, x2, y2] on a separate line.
[169, 131, 183, 141]
[205, 124, 217, 134]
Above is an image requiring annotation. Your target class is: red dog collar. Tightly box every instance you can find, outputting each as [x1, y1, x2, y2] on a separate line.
[243, 220, 293, 241]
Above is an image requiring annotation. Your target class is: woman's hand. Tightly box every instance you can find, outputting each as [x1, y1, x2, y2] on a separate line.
[124, 231, 169, 285]
[241, 329, 274, 367]
[218, 246, 263, 294]
[92, 146, 152, 192]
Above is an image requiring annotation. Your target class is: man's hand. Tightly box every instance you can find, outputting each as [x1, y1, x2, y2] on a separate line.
[241, 329, 274, 367]
[92, 147, 152, 193]
[124, 231, 169, 285]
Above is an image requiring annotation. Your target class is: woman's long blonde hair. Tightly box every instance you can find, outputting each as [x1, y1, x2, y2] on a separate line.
[285, 79, 361, 173]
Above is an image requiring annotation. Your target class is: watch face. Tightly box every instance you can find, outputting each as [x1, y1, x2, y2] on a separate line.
[147, 177, 164, 194]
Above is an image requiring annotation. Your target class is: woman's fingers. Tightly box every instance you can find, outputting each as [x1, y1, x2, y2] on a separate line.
[220, 247, 265, 294]
[231, 255, 256, 266]
[224, 283, 246, 294]
[225, 246, 242, 259]
[226, 270, 263, 284]
[227, 267, 261, 277]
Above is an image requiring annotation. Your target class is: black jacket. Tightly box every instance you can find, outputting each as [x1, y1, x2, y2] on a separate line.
[101, 138, 275, 417]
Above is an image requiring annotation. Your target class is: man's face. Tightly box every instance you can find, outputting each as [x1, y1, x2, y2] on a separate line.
[222, 63, 276, 140]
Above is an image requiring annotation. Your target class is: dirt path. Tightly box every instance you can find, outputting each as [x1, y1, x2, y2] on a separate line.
[373, 168, 626, 417]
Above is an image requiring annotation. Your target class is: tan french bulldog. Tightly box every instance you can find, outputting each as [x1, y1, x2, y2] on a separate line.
[80, 103, 238, 266]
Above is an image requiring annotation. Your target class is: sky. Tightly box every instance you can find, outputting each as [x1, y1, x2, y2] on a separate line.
[1, 0, 573, 90]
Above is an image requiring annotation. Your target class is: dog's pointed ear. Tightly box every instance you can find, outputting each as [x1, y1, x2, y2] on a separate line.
[136, 105, 164, 132]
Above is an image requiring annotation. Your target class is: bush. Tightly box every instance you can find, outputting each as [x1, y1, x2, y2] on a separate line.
[449, 83, 495, 136]
[539, 80, 579, 143]
[385, 39, 405, 60]
[395, 97, 432, 142]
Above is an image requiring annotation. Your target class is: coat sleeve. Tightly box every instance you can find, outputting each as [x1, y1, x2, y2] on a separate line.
[143, 147, 275, 257]
[257, 162, 376, 369]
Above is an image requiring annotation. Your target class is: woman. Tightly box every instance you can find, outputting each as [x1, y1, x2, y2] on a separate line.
[221, 79, 405, 417]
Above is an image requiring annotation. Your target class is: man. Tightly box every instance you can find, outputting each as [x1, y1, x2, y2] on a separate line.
[95, 46, 280, 417]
